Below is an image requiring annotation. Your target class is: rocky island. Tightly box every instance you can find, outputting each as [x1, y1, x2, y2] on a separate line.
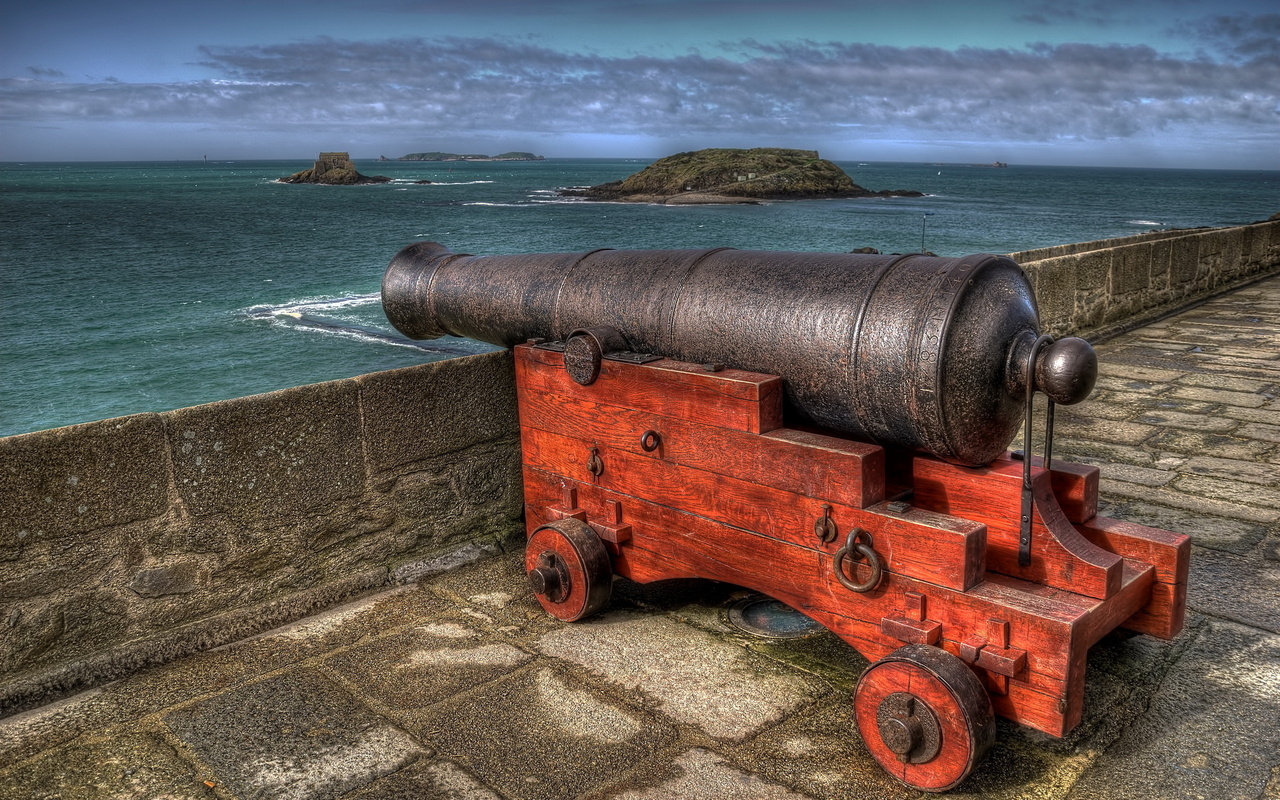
[280, 152, 390, 185]
[559, 148, 922, 204]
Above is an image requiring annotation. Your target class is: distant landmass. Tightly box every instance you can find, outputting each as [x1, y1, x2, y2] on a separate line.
[558, 148, 922, 204]
[280, 152, 390, 185]
[395, 151, 545, 162]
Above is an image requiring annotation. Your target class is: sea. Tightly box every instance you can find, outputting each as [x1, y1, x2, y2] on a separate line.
[2, 158, 1277, 438]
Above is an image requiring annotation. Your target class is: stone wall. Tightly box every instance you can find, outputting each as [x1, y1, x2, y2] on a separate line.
[0, 351, 523, 717]
[1013, 217, 1280, 340]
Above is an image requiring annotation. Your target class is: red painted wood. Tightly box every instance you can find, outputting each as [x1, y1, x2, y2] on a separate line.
[514, 344, 1186, 743]
[516, 344, 783, 433]
[855, 660, 979, 791]
[912, 455, 1123, 599]
[1074, 516, 1189, 639]
[525, 522, 612, 621]
[522, 425, 984, 592]
[523, 466, 1098, 735]
[518, 382, 886, 509]
[993, 453, 1100, 524]
[1076, 516, 1190, 586]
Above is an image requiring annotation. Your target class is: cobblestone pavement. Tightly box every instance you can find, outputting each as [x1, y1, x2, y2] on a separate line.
[2, 275, 1277, 800]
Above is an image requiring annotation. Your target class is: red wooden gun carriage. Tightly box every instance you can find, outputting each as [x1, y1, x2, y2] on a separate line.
[384, 243, 1189, 792]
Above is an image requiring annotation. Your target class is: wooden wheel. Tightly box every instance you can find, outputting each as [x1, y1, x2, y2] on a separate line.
[525, 518, 613, 622]
[854, 644, 995, 792]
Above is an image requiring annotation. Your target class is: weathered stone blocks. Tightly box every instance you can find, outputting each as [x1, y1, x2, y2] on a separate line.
[358, 350, 518, 481]
[0, 413, 168, 546]
[1015, 219, 1279, 341]
[167, 379, 364, 519]
[1, 351, 524, 716]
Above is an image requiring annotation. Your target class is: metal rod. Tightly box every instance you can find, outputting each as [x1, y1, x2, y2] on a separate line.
[1020, 335, 1054, 567]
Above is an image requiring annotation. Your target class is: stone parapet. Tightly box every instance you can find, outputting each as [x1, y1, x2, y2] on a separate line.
[1012, 217, 1280, 340]
[0, 350, 523, 717]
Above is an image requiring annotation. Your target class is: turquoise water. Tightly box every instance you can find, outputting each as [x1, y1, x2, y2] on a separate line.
[2, 158, 1277, 436]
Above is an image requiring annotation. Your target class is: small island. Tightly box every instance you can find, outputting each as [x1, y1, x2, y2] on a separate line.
[559, 148, 922, 204]
[397, 151, 544, 162]
[280, 152, 390, 185]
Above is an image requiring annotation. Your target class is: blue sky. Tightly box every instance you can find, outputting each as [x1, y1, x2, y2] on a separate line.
[2, 0, 1277, 167]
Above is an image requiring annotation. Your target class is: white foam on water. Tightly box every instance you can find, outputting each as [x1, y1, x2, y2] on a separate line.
[253, 293, 381, 316]
[1128, 219, 1163, 226]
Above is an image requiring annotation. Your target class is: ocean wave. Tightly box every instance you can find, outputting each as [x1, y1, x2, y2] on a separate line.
[245, 293, 381, 318]
[242, 304, 484, 354]
[462, 201, 534, 207]
[430, 180, 497, 186]
[1128, 219, 1163, 226]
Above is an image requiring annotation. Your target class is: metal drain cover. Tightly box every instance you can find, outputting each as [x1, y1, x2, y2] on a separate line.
[727, 596, 826, 639]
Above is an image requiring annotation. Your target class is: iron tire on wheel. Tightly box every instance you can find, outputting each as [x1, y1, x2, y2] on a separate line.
[525, 518, 613, 622]
[854, 644, 995, 792]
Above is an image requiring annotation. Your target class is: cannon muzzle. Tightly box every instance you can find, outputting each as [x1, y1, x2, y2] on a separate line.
[382, 242, 1096, 466]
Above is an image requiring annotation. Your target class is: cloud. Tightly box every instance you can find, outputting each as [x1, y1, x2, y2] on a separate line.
[380, 0, 871, 18]
[3, 33, 1276, 150]
[1014, 1, 1115, 27]
[26, 66, 65, 78]
[1173, 13, 1280, 64]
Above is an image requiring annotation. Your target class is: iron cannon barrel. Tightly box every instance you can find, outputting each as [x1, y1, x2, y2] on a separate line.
[383, 242, 1093, 466]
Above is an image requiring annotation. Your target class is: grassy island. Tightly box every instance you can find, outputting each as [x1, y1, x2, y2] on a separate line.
[560, 148, 921, 204]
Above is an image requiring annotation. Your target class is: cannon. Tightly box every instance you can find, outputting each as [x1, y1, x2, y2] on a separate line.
[383, 243, 1189, 792]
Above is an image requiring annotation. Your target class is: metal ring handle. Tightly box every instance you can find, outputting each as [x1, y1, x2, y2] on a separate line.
[640, 430, 662, 452]
[833, 528, 883, 593]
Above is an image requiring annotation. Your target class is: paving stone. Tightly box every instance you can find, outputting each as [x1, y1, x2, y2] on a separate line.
[1221, 405, 1280, 425]
[1056, 417, 1160, 446]
[1091, 376, 1169, 396]
[424, 550, 564, 636]
[1053, 439, 1159, 467]
[1095, 364, 1185, 383]
[163, 668, 424, 800]
[1100, 480, 1279, 525]
[723, 698, 914, 800]
[1170, 473, 1280, 512]
[1095, 501, 1268, 554]
[340, 758, 503, 800]
[1174, 372, 1274, 392]
[1166, 384, 1269, 408]
[1132, 408, 1240, 433]
[1065, 621, 1280, 800]
[1054, 396, 1141, 420]
[1088, 463, 1176, 487]
[0, 688, 118, 768]
[1125, 395, 1217, 415]
[538, 611, 825, 741]
[613, 580, 868, 693]
[1187, 549, 1280, 634]
[1145, 428, 1276, 461]
[604, 748, 819, 800]
[324, 621, 533, 710]
[1237, 421, 1280, 443]
[1181, 454, 1280, 485]
[407, 665, 674, 800]
[0, 726, 207, 800]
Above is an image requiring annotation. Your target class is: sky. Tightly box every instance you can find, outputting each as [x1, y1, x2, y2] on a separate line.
[1, 0, 1277, 168]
